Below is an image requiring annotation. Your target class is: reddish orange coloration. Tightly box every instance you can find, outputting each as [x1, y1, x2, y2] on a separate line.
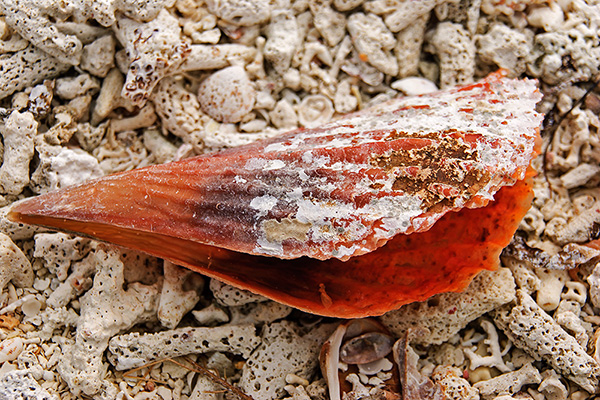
[8, 174, 533, 317]
[8, 72, 543, 317]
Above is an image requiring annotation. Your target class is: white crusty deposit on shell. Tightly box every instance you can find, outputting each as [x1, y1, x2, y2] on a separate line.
[246, 74, 543, 260]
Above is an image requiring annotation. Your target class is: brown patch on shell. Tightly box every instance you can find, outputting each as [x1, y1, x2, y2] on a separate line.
[372, 130, 492, 211]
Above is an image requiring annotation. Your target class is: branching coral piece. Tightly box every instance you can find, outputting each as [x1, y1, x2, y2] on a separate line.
[107, 324, 260, 370]
[157, 261, 204, 329]
[57, 246, 161, 398]
[473, 363, 541, 400]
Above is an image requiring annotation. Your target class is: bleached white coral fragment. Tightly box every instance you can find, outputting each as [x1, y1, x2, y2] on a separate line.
[0, 370, 57, 400]
[347, 13, 398, 76]
[1, 0, 83, 64]
[80, 35, 116, 78]
[107, 324, 260, 370]
[432, 366, 479, 400]
[528, 29, 600, 85]
[192, 303, 230, 325]
[464, 319, 512, 373]
[480, 0, 531, 16]
[364, 0, 438, 32]
[333, 0, 364, 11]
[91, 68, 135, 125]
[0, 110, 36, 196]
[538, 369, 568, 400]
[334, 79, 358, 113]
[229, 301, 293, 325]
[46, 252, 95, 308]
[181, 43, 256, 71]
[198, 65, 255, 123]
[151, 77, 205, 146]
[264, 10, 299, 75]
[472, 363, 541, 400]
[269, 98, 298, 129]
[58, 246, 161, 397]
[502, 256, 540, 295]
[394, 14, 428, 78]
[560, 163, 600, 189]
[34, 232, 90, 281]
[380, 268, 515, 345]
[309, 0, 346, 47]
[27, 81, 54, 118]
[555, 305, 589, 348]
[0, 232, 33, 291]
[55, 74, 100, 100]
[110, 103, 158, 132]
[210, 279, 267, 306]
[535, 269, 568, 312]
[493, 290, 600, 393]
[240, 320, 337, 399]
[114, 9, 191, 106]
[205, 0, 270, 26]
[142, 128, 177, 164]
[428, 22, 475, 88]
[157, 262, 204, 329]
[391, 76, 438, 95]
[30, 144, 103, 194]
[527, 3, 565, 32]
[476, 23, 532, 76]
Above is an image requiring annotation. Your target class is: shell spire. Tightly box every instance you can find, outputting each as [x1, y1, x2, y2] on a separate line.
[9, 71, 543, 317]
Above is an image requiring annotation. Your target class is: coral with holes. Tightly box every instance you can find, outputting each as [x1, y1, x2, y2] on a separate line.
[0, 232, 33, 292]
[107, 324, 260, 370]
[380, 268, 516, 345]
[240, 321, 337, 399]
[0, 110, 36, 198]
[57, 246, 161, 398]
[473, 363, 541, 400]
[493, 290, 600, 393]
[113, 9, 191, 106]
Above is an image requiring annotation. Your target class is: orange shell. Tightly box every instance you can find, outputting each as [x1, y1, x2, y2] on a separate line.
[8, 71, 543, 317]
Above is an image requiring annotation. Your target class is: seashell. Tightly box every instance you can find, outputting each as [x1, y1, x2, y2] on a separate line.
[8, 70, 543, 317]
[320, 319, 400, 400]
[339, 331, 393, 364]
[197, 65, 255, 123]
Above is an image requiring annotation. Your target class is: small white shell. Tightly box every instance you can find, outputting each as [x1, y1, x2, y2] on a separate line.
[198, 66, 256, 123]
[391, 77, 438, 96]
[0, 337, 24, 363]
[298, 94, 334, 128]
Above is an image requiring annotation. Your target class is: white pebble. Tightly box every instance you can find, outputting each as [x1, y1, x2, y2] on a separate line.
[391, 77, 439, 96]
[21, 297, 42, 317]
[198, 66, 255, 123]
[33, 278, 50, 291]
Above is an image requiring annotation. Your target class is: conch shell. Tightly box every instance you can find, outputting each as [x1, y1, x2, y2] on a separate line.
[8, 71, 543, 317]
